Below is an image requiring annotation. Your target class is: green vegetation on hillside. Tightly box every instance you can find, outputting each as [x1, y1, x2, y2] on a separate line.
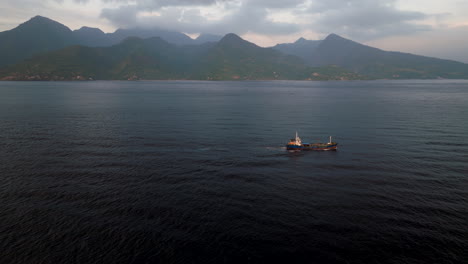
[0, 34, 363, 81]
[2, 15, 468, 81]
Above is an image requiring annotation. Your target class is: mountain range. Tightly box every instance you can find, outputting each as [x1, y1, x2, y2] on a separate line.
[274, 34, 468, 79]
[0, 33, 362, 81]
[0, 16, 222, 68]
[1, 16, 468, 80]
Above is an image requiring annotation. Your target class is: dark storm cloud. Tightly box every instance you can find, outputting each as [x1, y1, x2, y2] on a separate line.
[98, 0, 431, 38]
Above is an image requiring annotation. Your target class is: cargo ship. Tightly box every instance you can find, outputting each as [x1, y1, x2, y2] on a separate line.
[286, 132, 338, 151]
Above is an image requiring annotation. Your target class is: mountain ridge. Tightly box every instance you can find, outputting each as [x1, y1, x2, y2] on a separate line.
[1, 16, 468, 80]
[309, 32, 468, 78]
[0, 16, 221, 67]
[0, 16, 77, 67]
[273, 33, 468, 79]
[0, 33, 363, 81]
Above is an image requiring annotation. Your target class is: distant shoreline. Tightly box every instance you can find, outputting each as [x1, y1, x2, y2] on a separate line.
[2, 78, 468, 82]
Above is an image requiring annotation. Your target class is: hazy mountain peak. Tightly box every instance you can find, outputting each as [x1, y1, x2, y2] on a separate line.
[295, 37, 307, 43]
[324, 33, 348, 42]
[24, 16, 65, 27]
[319, 33, 363, 50]
[111, 27, 194, 45]
[320, 33, 379, 53]
[29, 15, 52, 22]
[17, 15, 71, 33]
[195, 33, 222, 43]
[220, 33, 243, 42]
[0, 15, 75, 67]
[76, 26, 104, 34]
[217, 33, 259, 50]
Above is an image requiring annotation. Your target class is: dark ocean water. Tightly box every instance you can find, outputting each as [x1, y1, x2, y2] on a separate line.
[0, 80, 467, 264]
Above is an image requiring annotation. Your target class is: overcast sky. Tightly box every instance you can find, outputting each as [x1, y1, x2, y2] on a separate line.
[1, 0, 468, 62]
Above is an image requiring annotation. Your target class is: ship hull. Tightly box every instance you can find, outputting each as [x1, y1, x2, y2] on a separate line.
[286, 143, 338, 151]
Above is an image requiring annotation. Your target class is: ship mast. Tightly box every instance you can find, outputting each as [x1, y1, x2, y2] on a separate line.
[295, 131, 301, 145]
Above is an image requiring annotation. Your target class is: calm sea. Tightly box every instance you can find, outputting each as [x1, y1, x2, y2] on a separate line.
[0, 80, 467, 264]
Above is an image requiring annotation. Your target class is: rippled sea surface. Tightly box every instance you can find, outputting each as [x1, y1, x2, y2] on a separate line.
[0, 80, 467, 264]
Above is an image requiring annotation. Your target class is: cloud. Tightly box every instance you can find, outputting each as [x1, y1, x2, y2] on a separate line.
[246, 0, 306, 9]
[100, 0, 303, 35]
[97, 0, 435, 40]
[0, 0, 440, 42]
[54, 0, 90, 3]
[101, 0, 234, 10]
[101, 5, 139, 28]
[307, 0, 432, 40]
